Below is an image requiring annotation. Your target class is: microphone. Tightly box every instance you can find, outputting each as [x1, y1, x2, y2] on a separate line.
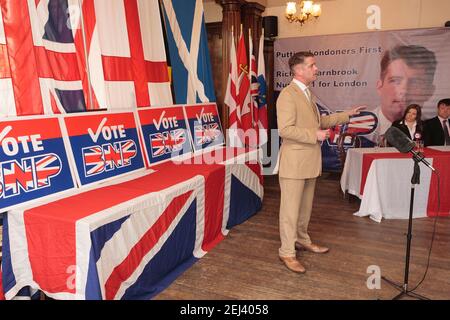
[385, 126, 436, 172]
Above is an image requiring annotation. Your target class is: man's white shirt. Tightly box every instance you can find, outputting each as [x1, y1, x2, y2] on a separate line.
[292, 78, 312, 102]
[364, 106, 393, 143]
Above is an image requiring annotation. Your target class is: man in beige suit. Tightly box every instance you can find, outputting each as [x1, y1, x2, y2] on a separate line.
[277, 52, 364, 273]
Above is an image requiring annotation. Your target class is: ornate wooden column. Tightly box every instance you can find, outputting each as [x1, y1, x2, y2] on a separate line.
[216, 0, 243, 131]
[206, 22, 223, 118]
[241, 2, 265, 61]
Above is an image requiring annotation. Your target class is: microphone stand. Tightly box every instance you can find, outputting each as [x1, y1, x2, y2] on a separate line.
[381, 154, 430, 300]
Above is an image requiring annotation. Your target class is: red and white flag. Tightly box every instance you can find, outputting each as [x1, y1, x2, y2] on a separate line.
[224, 29, 242, 147]
[236, 29, 252, 132]
[74, 0, 173, 110]
[257, 32, 268, 146]
[224, 29, 239, 129]
[249, 31, 259, 147]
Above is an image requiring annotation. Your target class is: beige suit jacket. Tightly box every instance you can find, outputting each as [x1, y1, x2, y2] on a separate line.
[277, 82, 350, 179]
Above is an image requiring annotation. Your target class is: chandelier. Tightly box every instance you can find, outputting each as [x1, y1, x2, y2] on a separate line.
[285, 1, 322, 25]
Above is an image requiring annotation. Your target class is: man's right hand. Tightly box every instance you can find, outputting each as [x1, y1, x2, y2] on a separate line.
[316, 129, 330, 142]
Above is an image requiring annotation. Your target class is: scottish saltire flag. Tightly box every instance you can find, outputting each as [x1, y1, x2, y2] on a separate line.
[162, 0, 215, 104]
[256, 34, 268, 146]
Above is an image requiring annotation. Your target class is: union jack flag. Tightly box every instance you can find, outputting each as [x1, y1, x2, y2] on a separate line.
[0, 0, 88, 116]
[120, 140, 137, 166]
[1, 154, 62, 198]
[104, 144, 123, 171]
[150, 132, 168, 157]
[34, 155, 61, 188]
[326, 111, 378, 146]
[344, 112, 378, 135]
[195, 124, 221, 145]
[1, 159, 34, 197]
[82, 146, 104, 177]
[150, 130, 186, 157]
[0, 0, 172, 116]
[1, 160, 264, 300]
[102, 140, 137, 168]
[164, 129, 186, 152]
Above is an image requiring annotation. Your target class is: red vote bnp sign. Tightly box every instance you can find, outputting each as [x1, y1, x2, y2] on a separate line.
[184, 103, 224, 152]
[0, 116, 75, 212]
[62, 111, 145, 186]
[137, 106, 192, 166]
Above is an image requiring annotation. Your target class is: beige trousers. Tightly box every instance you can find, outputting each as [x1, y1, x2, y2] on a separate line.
[278, 177, 317, 258]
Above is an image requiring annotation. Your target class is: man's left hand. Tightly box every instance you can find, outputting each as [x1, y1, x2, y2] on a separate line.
[347, 106, 366, 117]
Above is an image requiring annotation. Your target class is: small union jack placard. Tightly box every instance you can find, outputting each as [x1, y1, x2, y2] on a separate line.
[137, 106, 192, 166]
[184, 103, 224, 152]
[61, 111, 145, 187]
[0, 116, 75, 211]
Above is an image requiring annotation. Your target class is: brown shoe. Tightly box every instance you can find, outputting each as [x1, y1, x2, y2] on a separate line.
[295, 242, 329, 254]
[279, 256, 306, 273]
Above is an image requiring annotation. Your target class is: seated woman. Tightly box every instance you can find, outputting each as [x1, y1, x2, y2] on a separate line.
[390, 104, 424, 141]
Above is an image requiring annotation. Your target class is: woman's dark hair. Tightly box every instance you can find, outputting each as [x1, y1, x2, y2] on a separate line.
[402, 104, 422, 123]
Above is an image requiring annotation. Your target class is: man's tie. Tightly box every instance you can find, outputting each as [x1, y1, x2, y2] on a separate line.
[305, 88, 312, 102]
[305, 87, 319, 123]
[443, 119, 450, 145]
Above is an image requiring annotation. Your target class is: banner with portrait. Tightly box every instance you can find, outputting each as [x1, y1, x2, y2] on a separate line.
[274, 27, 450, 171]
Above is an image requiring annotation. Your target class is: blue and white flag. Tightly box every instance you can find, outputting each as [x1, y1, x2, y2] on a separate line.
[162, 0, 216, 104]
[257, 34, 268, 146]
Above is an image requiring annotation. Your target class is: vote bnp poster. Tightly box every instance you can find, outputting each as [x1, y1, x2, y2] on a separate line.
[137, 106, 192, 166]
[61, 111, 145, 186]
[0, 116, 75, 211]
[184, 103, 224, 152]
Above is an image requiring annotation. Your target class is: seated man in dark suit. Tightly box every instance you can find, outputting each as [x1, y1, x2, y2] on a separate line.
[423, 98, 450, 146]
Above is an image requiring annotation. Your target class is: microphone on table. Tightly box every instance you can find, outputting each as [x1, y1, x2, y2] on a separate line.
[384, 126, 436, 172]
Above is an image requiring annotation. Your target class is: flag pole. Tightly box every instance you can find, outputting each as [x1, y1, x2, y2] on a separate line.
[77, 0, 94, 110]
[249, 28, 253, 129]
[231, 25, 234, 45]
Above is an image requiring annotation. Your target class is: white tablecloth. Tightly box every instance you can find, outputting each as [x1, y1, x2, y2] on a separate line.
[340, 147, 434, 222]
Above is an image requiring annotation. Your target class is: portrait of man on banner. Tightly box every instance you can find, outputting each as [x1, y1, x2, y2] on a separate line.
[372, 44, 437, 138]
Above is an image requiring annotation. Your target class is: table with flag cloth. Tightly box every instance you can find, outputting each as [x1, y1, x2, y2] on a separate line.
[0, 148, 263, 300]
[340, 146, 450, 222]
